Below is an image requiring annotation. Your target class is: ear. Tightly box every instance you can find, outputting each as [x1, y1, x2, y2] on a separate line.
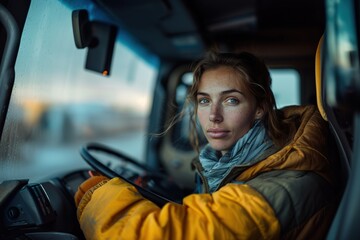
[255, 106, 265, 120]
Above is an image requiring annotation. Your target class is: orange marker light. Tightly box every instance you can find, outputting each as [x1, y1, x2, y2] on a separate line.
[102, 70, 108, 76]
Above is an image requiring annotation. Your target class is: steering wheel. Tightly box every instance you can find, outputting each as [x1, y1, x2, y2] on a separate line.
[80, 142, 182, 207]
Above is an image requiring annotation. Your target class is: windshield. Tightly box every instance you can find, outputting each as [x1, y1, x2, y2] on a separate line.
[0, 0, 159, 182]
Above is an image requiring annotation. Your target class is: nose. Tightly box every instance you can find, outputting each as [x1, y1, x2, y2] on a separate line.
[209, 104, 223, 122]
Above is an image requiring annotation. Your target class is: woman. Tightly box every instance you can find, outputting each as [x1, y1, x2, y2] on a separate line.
[75, 52, 337, 239]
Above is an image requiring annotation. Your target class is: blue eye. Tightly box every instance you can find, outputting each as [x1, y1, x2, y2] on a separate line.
[226, 98, 239, 104]
[198, 98, 209, 105]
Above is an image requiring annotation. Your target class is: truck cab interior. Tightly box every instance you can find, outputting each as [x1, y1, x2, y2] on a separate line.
[0, 0, 359, 239]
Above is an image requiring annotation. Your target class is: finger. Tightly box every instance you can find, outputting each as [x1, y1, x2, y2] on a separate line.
[88, 170, 100, 177]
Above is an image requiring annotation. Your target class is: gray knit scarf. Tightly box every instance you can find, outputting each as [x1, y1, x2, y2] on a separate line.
[199, 120, 274, 192]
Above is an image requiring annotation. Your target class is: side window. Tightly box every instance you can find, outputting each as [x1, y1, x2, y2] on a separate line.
[270, 69, 301, 108]
[172, 72, 201, 150]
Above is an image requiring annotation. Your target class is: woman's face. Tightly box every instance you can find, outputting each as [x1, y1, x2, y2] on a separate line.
[196, 66, 263, 155]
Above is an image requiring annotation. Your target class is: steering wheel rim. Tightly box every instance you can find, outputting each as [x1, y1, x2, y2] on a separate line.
[80, 142, 174, 207]
[80, 142, 150, 178]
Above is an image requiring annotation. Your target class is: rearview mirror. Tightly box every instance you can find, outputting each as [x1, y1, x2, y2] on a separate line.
[72, 9, 117, 76]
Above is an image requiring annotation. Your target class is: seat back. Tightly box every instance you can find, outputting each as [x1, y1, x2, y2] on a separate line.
[317, 1, 360, 237]
[315, 34, 351, 189]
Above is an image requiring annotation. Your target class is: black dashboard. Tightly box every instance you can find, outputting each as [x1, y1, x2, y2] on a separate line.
[0, 170, 90, 240]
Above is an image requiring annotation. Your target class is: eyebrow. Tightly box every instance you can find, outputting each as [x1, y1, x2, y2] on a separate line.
[197, 89, 245, 96]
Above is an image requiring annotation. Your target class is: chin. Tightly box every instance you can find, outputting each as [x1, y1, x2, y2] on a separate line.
[209, 142, 232, 153]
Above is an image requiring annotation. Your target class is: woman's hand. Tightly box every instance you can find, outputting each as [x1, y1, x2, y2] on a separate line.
[74, 171, 109, 207]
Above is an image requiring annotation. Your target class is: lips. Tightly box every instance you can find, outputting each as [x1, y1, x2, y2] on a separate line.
[207, 128, 230, 139]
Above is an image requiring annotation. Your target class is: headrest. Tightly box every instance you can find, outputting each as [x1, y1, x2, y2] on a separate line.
[315, 35, 328, 121]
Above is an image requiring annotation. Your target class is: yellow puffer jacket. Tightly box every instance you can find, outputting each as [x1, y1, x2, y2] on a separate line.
[76, 105, 336, 240]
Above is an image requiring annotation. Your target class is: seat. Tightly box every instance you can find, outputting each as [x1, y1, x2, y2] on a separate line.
[316, 27, 360, 237]
[315, 34, 351, 190]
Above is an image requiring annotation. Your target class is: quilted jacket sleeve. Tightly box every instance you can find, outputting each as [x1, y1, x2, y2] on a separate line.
[77, 177, 280, 240]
